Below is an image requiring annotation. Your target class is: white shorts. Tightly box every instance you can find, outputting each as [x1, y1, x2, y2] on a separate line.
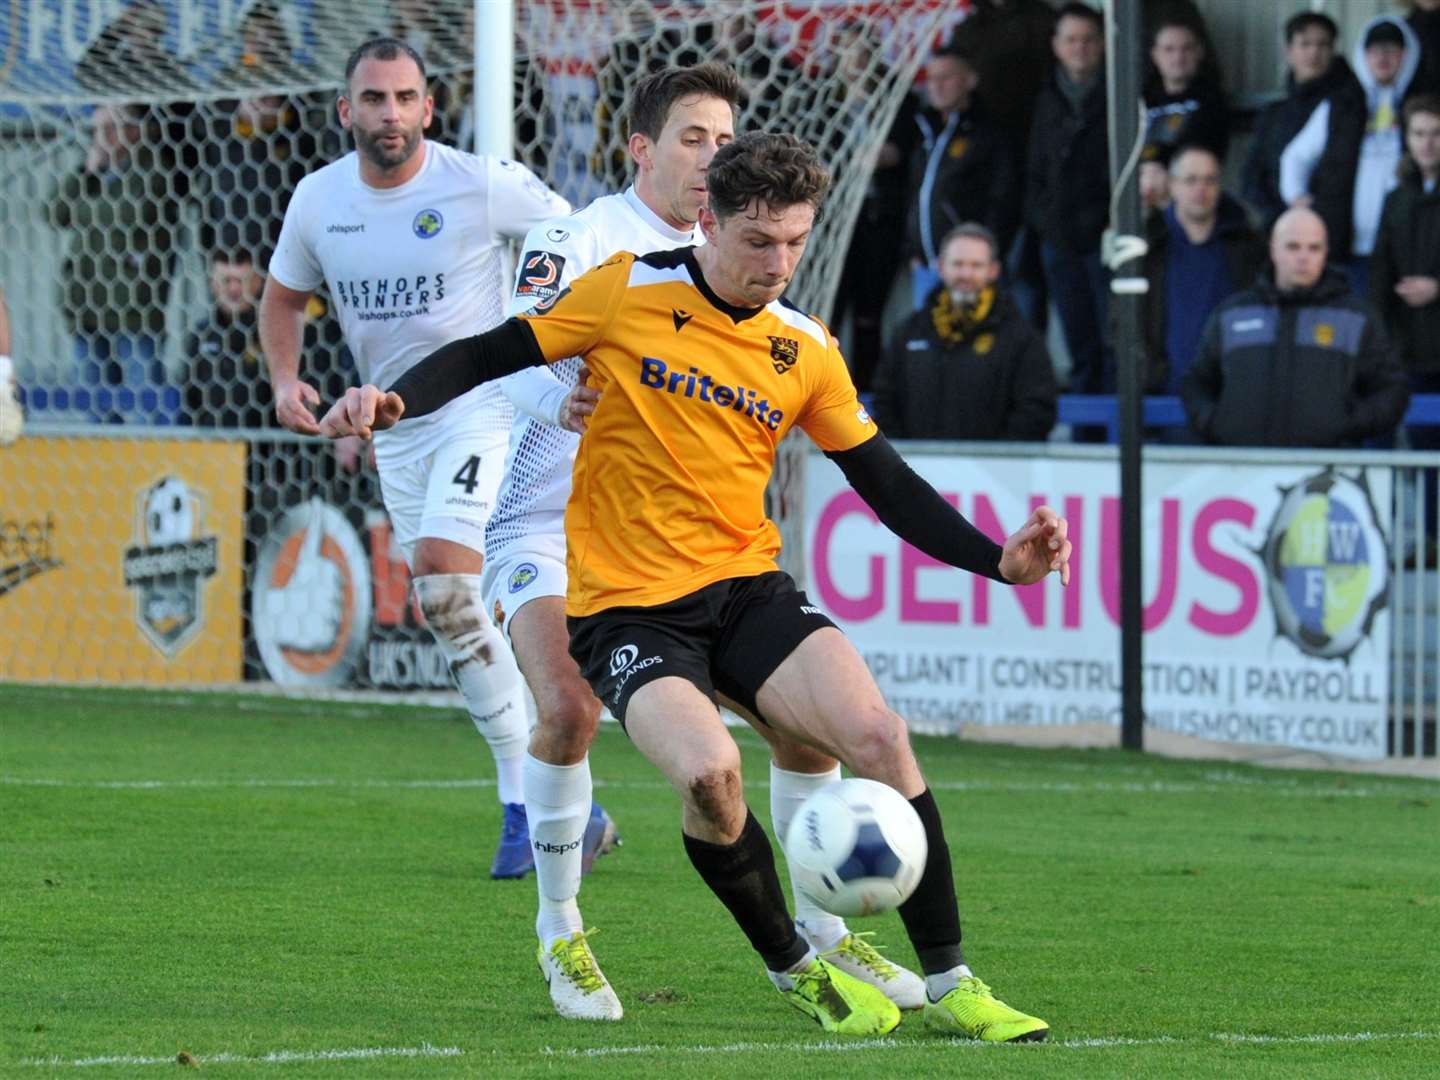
[480, 530, 567, 643]
[377, 431, 507, 567]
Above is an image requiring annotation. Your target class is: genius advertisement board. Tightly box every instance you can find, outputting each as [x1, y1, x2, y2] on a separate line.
[805, 453, 1392, 760]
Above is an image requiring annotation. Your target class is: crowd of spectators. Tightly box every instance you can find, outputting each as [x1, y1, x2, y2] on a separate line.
[834, 0, 1440, 452]
[32, 0, 1440, 453]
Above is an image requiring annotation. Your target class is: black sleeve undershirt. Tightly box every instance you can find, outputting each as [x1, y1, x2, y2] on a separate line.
[825, 432, 1008, 583]
[386, 318, 547, 420]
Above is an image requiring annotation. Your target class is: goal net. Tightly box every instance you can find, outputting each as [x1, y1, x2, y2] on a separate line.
[0, 0, 954, 691]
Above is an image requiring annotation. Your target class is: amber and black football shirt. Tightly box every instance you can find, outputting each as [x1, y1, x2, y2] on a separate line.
[517, 247, 876, 617]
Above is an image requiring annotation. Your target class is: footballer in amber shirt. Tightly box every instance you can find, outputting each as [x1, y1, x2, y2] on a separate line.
[517, 245, 875, 617]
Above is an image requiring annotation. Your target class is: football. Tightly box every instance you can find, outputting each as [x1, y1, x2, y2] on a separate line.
[144, 476, 194, 547]
[784, 778, 928, 918]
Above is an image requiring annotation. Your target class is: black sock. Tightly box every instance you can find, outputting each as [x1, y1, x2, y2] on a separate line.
[682, 807, 810, 973]
[897, 788, 965, 975]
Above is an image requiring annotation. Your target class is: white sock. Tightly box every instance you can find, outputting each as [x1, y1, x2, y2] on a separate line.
[525, 752, 591, 947]
[765, 945, 821, 991]
[925, 964, 975, 1001]
[769, 761, 849, 951]
[414, 574, 530, 805]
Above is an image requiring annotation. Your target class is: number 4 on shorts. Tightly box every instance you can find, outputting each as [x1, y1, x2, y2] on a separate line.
[452, 455, 481, 495]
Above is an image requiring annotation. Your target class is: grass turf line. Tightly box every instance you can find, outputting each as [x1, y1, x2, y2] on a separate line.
[2, 684, 1438, 1078]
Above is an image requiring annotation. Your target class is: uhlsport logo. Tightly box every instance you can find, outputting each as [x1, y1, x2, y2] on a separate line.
[509, 562, 538, 593]
[1259, 469, 1388, 660]
[0, 512, 62, 598]
[413, 208, 444, 239]
[122, 477, 219, 656]
[253, 499, 372, 686]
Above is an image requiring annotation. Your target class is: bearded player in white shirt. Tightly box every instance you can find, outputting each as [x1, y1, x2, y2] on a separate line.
[260, 38, 579, 879]
[481, 63, 926, 1022]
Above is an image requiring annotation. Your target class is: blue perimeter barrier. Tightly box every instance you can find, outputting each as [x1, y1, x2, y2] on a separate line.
[1056, 394, 1440, 444]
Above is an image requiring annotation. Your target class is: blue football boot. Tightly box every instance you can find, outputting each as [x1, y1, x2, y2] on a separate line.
[580, 802, 622, 875]
[490, 802, 535, 879]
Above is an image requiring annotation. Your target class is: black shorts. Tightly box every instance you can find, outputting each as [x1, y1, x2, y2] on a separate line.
[567, 571, 836, 727]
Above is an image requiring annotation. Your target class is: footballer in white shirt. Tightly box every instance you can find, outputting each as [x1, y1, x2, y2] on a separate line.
[478, 64, 926, 1022]
[260, 38, 569, 879]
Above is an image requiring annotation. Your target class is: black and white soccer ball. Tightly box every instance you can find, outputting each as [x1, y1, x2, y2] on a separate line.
[784, 778, 928, 918]
[144, 476, 194, 546]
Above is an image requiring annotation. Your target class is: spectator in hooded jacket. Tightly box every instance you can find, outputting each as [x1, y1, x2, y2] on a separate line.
[1349, 16, 1421, 294]
[1140, 146, 1265, 400]
[1370, 95, 1440, 451]
[873, 224, 1056, 442]
[1026, 2, 1112, 394]
[907, 44, 1018, 307]
[1242, 12, 1367, 257]
[1182, 207, 1408, 447]
[1138, 16, 1230, 209]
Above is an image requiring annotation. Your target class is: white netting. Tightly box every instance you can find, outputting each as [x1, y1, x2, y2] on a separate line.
[0, 0, 949, 689]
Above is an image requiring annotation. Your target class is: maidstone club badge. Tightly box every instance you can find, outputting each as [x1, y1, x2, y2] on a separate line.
[768, 336, 800, 375]
[123, 477, 219, 657]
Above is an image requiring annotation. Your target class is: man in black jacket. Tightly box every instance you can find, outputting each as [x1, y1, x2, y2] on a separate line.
[1370, 93, 1440, 521]
[1139, 16, 1230, 207]
[1407, 0, 1440, 99]
[182, 249, 271, 429]
[1140, 147, 1265, 397]
[1182, 207, 1408, 446]
[1370, 96, 1440, 398]
[1026, 3, 1111, 393]
[874, 224, 1056, 442]
[907, 45, 1018, 307]
[1241, 11, 1366, 256]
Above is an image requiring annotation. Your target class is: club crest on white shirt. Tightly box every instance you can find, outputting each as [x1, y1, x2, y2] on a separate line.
[412, 209, 444, 239]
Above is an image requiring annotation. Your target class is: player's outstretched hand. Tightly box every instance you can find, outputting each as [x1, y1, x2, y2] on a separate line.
[274, 377, 323, 435]
[560, 364, 601, 433]
[318, 385, 405, 439]
[999, 504, 1071, 586]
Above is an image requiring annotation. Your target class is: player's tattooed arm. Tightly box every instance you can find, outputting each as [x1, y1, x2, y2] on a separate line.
[824, 434, 1071, 586]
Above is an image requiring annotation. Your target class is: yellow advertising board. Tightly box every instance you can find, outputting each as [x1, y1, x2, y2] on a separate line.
[1, 435, 245, 683]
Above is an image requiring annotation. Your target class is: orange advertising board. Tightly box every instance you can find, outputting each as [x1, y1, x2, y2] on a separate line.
[1, 435, 245, 683]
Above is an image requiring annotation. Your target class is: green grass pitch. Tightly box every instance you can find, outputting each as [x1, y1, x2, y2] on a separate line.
[3, 683, 1438, 1078]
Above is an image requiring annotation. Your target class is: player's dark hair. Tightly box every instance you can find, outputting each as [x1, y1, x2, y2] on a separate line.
[705, 132, 830, 224]
[1284, 11, 1338, 46]
[625, 62, 742, 142]
[343, 36, 427, 91]
[1054, 2, 1103, 34]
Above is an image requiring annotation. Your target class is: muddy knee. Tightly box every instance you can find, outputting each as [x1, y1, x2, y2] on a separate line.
[686, 765, 745, 838]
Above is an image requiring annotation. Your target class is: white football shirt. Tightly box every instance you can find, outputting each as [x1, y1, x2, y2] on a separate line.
[269, 141, 570, 469]
[485, 186, 700, 558]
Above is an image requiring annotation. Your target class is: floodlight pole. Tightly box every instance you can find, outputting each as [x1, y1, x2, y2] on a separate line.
[473, 0, 515, 158]
[1107, 0, 1146, 752]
